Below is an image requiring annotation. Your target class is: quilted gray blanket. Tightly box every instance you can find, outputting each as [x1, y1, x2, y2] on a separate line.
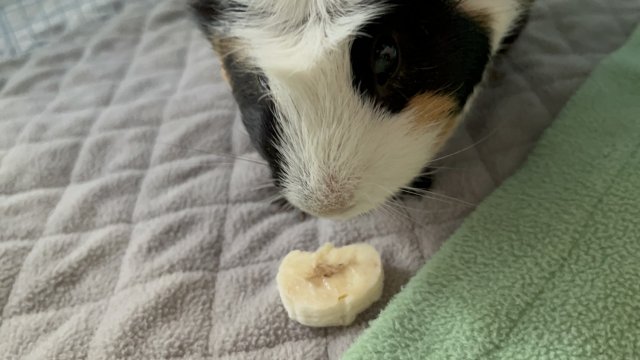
[1, 1, 638, 359]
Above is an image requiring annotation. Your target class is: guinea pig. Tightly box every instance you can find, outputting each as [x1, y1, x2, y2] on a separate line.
[189, 0, 533, 220]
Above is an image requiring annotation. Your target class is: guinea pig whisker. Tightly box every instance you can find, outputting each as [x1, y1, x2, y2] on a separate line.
[156, 141, 269, 167]
[268, 197, 306, 220]
[362, 190, 398, 218]
[401, 189, 466, 208]
[370, 184, 453, 219]
[266, 193, 286, 205]
[382, 199, 443, 232]
[429, 125, 501, 163]
[416, 165, 469, 177]
[389, 200, 456, 215]
[361, 192, 391, 219]
[416, 169, 441, 177]
[249, 183, 277, 192]
[366, 190, 440, 230]
[398, 188, 428, 197]
[401, 186, 477, 208]
[253, 180, 277, 187]
[378, 201, 414, 224]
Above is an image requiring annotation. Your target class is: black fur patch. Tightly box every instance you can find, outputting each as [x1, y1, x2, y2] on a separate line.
[406, 168, 434, 194]
[188, 0, 248, 36]
[189, 1, 284, 185]
[222, 54, 285, 186]
[350, 0, 492, 113]
[188, 0, 222, 34]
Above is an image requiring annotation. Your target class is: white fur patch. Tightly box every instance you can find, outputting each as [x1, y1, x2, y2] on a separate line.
[227, 0, 386, 72]
[458, 0, 526, 50]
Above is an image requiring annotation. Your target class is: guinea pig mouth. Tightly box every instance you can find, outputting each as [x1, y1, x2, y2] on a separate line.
[279, 173, 368, 220]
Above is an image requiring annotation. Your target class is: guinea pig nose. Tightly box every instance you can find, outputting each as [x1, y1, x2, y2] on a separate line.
[290, 174, 358, 218]
[314, 175, 358, 215]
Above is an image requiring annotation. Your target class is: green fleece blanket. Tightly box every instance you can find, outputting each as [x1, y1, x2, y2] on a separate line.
[344, 25, 640, 360]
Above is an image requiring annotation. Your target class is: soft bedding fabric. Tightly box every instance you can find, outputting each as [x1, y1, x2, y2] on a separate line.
[0, 0, 638, 359]
[344, 24, 640, 360]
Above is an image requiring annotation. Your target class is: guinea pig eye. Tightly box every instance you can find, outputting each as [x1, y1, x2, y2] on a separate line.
[371, 33, 400, 87]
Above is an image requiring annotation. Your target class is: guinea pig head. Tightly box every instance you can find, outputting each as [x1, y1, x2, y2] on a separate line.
[190, 0, 528, 219]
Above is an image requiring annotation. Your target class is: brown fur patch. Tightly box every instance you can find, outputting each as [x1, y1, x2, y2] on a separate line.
[218, 59, 230, 83]
[407, 93, 460, 143]
[209, 36, 237, 84]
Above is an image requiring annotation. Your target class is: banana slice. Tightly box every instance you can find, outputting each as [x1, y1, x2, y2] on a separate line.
[276, 243, 384, 327]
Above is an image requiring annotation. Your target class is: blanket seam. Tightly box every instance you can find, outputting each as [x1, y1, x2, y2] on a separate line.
[0, 5, 133, 328]
[207, 112, 235, 358]
[79, 4, 165, 357]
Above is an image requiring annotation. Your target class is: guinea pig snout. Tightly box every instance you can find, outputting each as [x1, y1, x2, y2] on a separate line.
[287, 173, 358, 218]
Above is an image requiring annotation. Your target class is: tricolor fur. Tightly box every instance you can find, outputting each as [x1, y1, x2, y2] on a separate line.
[190, 0, 533, 219]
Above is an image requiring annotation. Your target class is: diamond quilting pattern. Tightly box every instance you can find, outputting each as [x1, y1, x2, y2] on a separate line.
[0, 1, 639, 359]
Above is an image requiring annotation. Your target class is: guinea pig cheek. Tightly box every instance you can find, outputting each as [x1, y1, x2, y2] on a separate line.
[406, 93, 461, 147]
